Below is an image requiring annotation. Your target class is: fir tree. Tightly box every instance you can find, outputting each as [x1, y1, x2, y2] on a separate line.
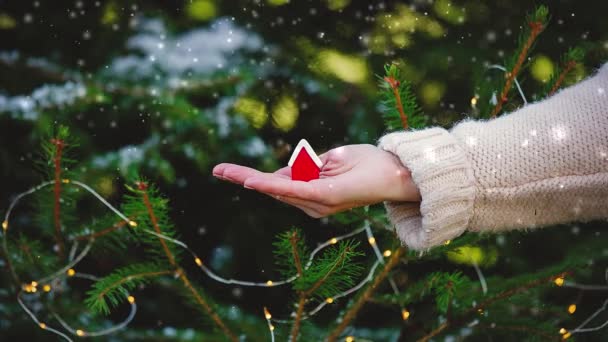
[1, 3, 607, 342]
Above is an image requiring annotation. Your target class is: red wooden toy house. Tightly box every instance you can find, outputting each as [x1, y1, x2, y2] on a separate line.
[288, 139, 323, 182]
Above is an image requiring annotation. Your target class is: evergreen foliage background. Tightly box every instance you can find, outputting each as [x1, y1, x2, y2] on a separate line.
[1, 1, 607, 341]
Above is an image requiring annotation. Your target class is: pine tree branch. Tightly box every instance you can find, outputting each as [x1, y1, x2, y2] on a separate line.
[305, 246, 349, 297]
[290, 231, 306, 341]
[327, 246, 406, 342]
[136, 181, 237, 341]
[177, 268, 239, 342]
[1, 236, 20, 287]
[51, 138, 66, 259]
[548, 60, 577, 96]
[384, 76, 408, 129]
[290, 231, 304, 277]
[490, 7, 547, 118]
[138, 182, 177, 267]
[96, 269, 173, 303]
[416, 271, 569, 342]
[291, 240, 351, 341]
[291, 295, 307, 342]
[73, 219, 129, 241]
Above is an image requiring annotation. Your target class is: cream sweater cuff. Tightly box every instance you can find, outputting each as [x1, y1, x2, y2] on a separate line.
[378, 128, 476, 250]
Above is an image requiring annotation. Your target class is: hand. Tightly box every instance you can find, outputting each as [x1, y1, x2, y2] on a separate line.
[212, 144, 420, 218]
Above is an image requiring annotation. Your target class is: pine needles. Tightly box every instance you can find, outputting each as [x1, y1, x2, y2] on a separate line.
[85, 262, 172, 315]
[272, 228, 365, 340]
[379, 64, 425, 131]
[489, 5, 549, 118]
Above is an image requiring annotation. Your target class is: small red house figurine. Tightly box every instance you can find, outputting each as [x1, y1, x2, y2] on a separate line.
[288, 139, 322, 182]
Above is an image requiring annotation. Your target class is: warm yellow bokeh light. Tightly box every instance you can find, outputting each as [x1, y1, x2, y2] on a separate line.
[187, 0, 217, 21]
[420, 81, 445, 107]
[531, 55, 555, 83]
[233, 97, 268, 129]
[267, 0, 290, 6]
[272, 95, 299, 132]
[315, 49, 369, 84]
[97, 177, 114, 197]
[369, 4, 445, 53]
[0, 13, 16, 29]
[101, 2, 119, 25]
[326, 0, 351, 11]
[445, 245, 498, 266]
[433, 0, 466, 25]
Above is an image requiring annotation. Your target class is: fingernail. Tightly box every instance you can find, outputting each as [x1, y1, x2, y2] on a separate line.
[244, 184, 253, 189]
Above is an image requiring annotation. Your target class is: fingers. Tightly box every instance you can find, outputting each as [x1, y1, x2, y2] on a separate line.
[274, 166, 291, 177]
[212, 163, 232, 177]
[213, 164, 290, 185]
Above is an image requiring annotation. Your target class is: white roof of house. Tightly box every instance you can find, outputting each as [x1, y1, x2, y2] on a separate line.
[288, 139, 323, 168]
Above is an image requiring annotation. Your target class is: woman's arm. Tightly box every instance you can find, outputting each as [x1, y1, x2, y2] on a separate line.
[379, 63, 608, 250]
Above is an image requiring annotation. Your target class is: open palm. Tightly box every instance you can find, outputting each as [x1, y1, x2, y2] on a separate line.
[213, 144, 420, 218]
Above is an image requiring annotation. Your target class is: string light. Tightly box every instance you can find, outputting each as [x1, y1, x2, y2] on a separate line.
[345, 336, 355, 342]
[4, 180, 140, 340]
[470, 96, 478, 107]
[559, 328, 567, 334]
[61, 178, 70, 184]
[401, 309, 410, 320]
[569, 298, 608, 336]
[6, 178, 386, 340]
[383, 250, 392, 257]
[263, 307, 275, 342]
[23, 283, 37, 293]
[562, 332, 571, 339]
[194, 257, 203, 266]
[568, 304, 576, 314]
[444, 240, 451, 245]
[2, 179, 407, 339]
[555, 276, 565, 286]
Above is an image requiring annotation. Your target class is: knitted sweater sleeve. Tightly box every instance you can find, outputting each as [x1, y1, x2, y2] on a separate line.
[378, 63, 608, 251]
